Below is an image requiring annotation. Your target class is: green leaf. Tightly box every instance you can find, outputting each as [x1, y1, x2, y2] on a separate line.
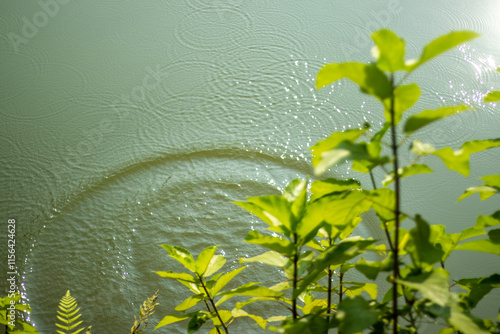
[195, 246, 217, 276]
[343, 282, 378, 299]
[406, 31, 480, 72]
[458, 274, 500, 309]
[458, 175, 500, 201]
[405, 215, 444, 270]
[455, 239, 500, 255]
[303, 191, 371, 229]
[371, 29, 406, 72]
[412, 139, 500, 176]
[296, 237, 375, 297]
[382, 164, 433, 187]
[187, 312, 210, 334]
[484, 91, 500, 103]
[175, 294, 204, 311]
[316, 62, 392, 101]
[384, 83, 421, 124]
[310, 178, 361, 201]
[240, 251, 287, 267]
[161, 245, 196, 272]
[155, 271, 195, 282]
[203, 255, 226, 277]
[244, 230, 295, 257]
[285, 179, 308, 220]
[398, 269, 450, 306]
[336, 297, 380, 334]
[355, 257, 393, 280]
[154, 314, 191, 330]
[210, 266, 246, 296]
[404, 105, 471, 134]
[310, 128, 367, 174]
[230, 309, 267, 329]
[367, 188, 395, 221]
[217, 284, 284, 299]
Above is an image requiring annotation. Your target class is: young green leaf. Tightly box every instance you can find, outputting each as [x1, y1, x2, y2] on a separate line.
[412, 139, 500, 176]
[398, 269, 450, 306]
[244, 230, 295, 257]
[210, 266, 246, 296]
[484, 91, 500, 103]
[458, 175, 500, 201]
[371, 29, 406, 72]
[203, 255, 226, 277]
[310, 178, 361, 201]
[216, 284, 284, 299]
[175, 295, 204, 312]
[161, 245, 196, 272]
[455, 239, 500, 255]
[234, 197, 292, 235]
[154, 314, 191, 329]
[240, 251, 287, 267]
[384, 83, 421, 124]
[195, 246, 218, 276]
[406, 31, 479, 72]
[381, 164, 433, 187]
[155, 271, 195, 283]
[316, 62, 392, 101]
[404, 105, 471, 134]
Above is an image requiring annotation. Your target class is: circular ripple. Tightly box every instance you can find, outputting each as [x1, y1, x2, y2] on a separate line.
[174, 7, 252, 52]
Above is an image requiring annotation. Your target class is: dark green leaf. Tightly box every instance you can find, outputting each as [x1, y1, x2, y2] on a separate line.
[404, 105, 471, 134]
[296, 237, 375, 297]
[336, 297, 380, 334]
[355, 257, 393, 280]
[316, 62, 392, 101]
[458, 274, 500, 309]
[406, 31, 479, 72]
[187, 312, 210, 334]
[405, 215, 444, 270]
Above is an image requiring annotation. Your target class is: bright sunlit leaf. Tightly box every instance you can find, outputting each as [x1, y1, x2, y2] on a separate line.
[371, 29, 406, 72]
[404, 105, 471, 134]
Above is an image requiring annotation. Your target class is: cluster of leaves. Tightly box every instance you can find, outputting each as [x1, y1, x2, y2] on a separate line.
[0, 292, 39, 334]
[156, 29, 500, 334]
[56, 290, 91, 334]
[130, 290, 159, 334]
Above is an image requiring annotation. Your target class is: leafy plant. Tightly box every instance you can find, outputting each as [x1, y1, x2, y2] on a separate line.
[56, 290, 91, 334]
[155, 244, 282, 333]
[130, 290, 159, 334]
[0, 292, 39, 334]
[229, 29, 500, 333]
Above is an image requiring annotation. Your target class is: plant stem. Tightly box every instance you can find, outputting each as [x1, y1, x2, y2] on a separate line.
[390, 73, 401, 334]
[326, 236, 334, 331]
[339, 272, 344, 304]
[292, 233, 299, 320]
[198, 274, 228, 334]
[370, 170, 395, 253]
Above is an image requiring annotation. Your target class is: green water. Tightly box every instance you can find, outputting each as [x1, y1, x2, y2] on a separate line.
[1, 0, 500, 332]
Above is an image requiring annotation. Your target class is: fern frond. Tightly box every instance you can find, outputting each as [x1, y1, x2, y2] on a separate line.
[55, 290, 87, 334]
[130, 290, 159, 334]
